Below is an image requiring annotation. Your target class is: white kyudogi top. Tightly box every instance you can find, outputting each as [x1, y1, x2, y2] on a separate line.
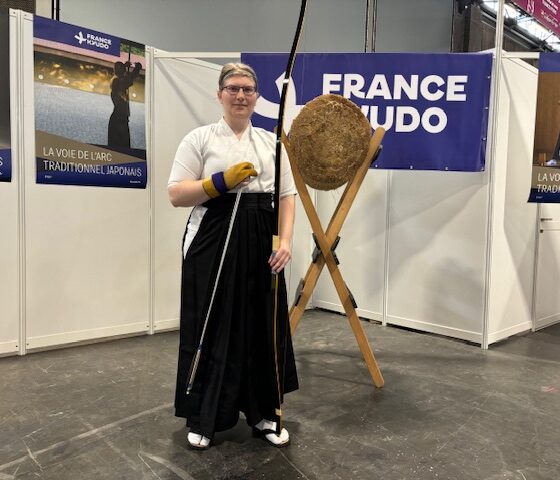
[169, 117, 297, 257]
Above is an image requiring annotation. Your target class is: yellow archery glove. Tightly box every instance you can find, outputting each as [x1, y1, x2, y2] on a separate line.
[202, 161, 258, 198]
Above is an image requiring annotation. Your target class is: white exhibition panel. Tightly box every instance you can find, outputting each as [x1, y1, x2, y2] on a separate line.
[21, 14, 150, 350]
[487, 57, 538, 344]
[319, 167, 502, 345]
[535, 204, 560, 330]
[152, 53, 313, 331]
[152, 55, 223, 331]
[313, 166, 490, 345]
[313, 172, 389, 321]
[385, 170, 488, 343]
[0, 10, 20, 355]
[534, 228, 560, 329]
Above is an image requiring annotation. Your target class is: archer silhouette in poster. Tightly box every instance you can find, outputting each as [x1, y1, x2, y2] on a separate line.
[107, 60, 142, 147]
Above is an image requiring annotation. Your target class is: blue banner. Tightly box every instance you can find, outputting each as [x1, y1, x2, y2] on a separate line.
[34, 16, 121, 57]
[0, 8, 11, 183]
[529, 52, 560, 203]
[242, 52, 492, 172]
[538, 52, 560, 72]
[36, 149, 146, 188]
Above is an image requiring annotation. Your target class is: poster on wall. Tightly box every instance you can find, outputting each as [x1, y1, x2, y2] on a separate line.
[0, 7, 11, 183]
[529, 53, 560, 203]
[33, 16, 146, 188]
[241, 52, 492, 172]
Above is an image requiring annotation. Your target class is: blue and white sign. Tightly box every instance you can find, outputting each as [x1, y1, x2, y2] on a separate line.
[34, 16, 120, 57]
[242, 52, 492, 172]
[36, 143, 146, 188]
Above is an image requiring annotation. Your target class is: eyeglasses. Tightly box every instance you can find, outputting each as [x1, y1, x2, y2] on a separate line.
[221, 85, 257, 96]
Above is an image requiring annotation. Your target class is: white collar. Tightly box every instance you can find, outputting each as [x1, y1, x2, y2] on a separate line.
[219, 117, 253, 141]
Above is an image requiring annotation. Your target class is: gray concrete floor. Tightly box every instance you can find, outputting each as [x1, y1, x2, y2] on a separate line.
[1, 310, 559, 480]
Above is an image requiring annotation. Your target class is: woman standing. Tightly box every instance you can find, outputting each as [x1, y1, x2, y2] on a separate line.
[168, 63, 298, 449]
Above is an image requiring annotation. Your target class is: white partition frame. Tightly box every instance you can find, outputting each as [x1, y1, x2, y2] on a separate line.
[487, 56, 538, 344]
[152, 49, 540, 348]
[3, 5, 544, 355]
[0, 9, 21, 356]
[313, 53, 540, 348]
[19, 13, 152, 352]
[4, 31, 314, 356]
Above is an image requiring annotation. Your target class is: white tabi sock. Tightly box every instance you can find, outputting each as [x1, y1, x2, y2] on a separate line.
[255, 419, 289, 445]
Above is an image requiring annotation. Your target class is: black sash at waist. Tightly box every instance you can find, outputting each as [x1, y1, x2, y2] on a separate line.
[202, 192, 274, 211]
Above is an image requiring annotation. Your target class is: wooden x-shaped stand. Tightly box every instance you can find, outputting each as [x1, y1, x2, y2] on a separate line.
[283, 127, 385, 388]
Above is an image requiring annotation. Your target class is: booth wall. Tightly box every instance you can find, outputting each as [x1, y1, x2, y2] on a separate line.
[487, 57, 538, 344]
[0, 10, 19, 355]
[21, 14, 151, 350]
[385, 170, 488, 343]
[313, 174, 389, 322]
[312, 56, 543, 345]
[312, 2, 486, 343]
[314, 167, 489, 343]
[4, 6, 547, 351]
[152, 56, 223, 331]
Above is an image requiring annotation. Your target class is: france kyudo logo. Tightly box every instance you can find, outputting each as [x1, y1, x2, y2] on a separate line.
[73, 29, 113, 50]
[34, 17, 120, 57]
[253, 72, 468, 134]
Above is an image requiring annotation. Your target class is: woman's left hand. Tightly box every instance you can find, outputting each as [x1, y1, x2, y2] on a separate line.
[268, 242, 292, 273]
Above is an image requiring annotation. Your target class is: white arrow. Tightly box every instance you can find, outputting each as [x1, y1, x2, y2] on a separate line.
[254, 73, 304, 133]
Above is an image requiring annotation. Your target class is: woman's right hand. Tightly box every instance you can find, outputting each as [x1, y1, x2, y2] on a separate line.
[202, 162, 258, 198]
[223, 161, 258, 189]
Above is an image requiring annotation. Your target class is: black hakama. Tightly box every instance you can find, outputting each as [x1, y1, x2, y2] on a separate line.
[174, 193, 299, 439]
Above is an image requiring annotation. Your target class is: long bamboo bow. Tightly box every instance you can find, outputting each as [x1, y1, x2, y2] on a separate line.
[271, 0, 308, 435]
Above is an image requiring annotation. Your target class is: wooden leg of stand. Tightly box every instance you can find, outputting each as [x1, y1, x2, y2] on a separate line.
[326, 255, 385, 388]
[301, 182, 384, 387]
[289, 256, 325, 333]
[283, 129, 386, 388]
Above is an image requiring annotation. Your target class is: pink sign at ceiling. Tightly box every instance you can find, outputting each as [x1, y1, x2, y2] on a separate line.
[513, 0, 560, 37]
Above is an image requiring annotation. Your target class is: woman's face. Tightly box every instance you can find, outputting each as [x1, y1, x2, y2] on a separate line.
[217, 75, 259, 123]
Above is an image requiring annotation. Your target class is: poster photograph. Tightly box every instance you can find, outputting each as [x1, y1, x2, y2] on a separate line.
[529, 53, 560, 202]
[33, 16, 146, 188]
[0, 7, 11, 183]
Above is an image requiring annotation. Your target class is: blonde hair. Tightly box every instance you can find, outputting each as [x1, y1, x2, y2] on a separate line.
[219, 62, 258, 92]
